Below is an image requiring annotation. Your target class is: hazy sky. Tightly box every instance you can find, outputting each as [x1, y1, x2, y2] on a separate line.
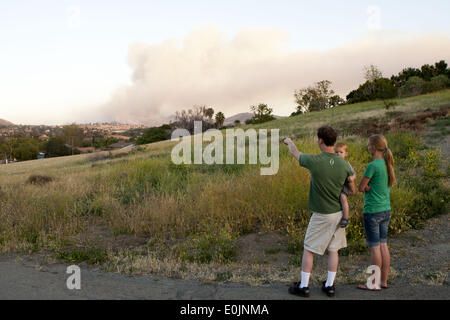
[1, 0, 450, 125]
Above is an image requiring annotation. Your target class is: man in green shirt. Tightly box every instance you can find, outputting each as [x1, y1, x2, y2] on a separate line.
[284, 126, 356, 298]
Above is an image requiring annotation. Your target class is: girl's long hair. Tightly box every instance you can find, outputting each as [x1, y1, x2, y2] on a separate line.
[368, 134, 396, 187]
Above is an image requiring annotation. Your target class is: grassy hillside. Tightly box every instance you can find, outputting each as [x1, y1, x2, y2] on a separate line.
[0, 90, 448, 283]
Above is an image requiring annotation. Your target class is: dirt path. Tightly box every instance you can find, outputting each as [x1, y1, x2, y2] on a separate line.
[0, 256, 448, 300]
[1, 214, 448, 300]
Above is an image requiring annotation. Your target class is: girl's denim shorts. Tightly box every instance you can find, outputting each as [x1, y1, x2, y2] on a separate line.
[363, 210, 391, 247]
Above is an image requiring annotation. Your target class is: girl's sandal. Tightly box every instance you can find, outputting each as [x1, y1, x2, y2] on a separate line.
[357, 284, 382, 291]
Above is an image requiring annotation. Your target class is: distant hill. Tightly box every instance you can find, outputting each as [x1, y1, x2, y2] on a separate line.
[0, 119, 14, 127]
[223, 112, 285, 126]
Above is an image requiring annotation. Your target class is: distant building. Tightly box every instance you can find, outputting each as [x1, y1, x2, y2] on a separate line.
[38, 134, 49, 141]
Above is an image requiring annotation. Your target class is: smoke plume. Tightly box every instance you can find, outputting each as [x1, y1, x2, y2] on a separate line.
[96, 27, 450, 125]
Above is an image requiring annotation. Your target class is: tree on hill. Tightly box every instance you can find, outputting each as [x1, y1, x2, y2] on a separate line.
[0, 136, 40, 161]
[364, 64, 383, 82]
[205, 107, 214, 120]
[93, 137, 119, 149]
[136, 124, 172, 145]
[293, 80, 342, 115]
[420, 64, 437, 81]
[3, 136, 18, 161]
[13, 138, 39, 161]
[62, 123, 83, 147]
[249, 104, 275, 124]
[434, 60, 448, 75]
[348, 60, 450, 104]
[375, 78, 398, 100]
[428, 75, 450, 92]
[399, 74, 450, 97]
[347, 65, 397, 104]
[390, 67, 422, 87]
[0, 142, 7, 161]
[346, 78, 397, 103]
[173, 105, 215, 134]
[363, 65, 383, 95]
[391, 60, 449, 87]
[44, 136, 72, 157]
[215, 112, 225, 128]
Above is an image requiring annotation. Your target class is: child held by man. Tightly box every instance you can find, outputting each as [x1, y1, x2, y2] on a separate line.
[334, 142, 356, 228]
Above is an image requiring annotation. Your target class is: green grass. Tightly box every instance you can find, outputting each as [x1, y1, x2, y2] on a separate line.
[265, 248, 282, 255]
[426, 117, 450, 139]
[55, 247, 108, 265]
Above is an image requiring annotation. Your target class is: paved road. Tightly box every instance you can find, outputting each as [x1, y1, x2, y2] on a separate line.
[0, 258, 448, 300]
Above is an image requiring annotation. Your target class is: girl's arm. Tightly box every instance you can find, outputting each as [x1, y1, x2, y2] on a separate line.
[358, 176, 371, 193]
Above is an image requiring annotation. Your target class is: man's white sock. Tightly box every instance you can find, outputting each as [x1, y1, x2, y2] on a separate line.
[299, 271, 310, 288]
[325, 271, 336, 287]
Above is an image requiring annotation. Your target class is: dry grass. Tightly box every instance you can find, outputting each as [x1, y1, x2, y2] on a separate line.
[104, 248, 300, 286]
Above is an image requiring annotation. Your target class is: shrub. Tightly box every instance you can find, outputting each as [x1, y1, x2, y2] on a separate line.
[56, 247, 108, 265]
[422, 148, 443, 178]
[176, 228, 237, 264]
[346, 78, 397, 104]
[409, 176, 449, 222]
[376, 78, 398, 100]
[399, 76, 426, 97]
[26, 175, 54, 185]
[249, 104, 276, 124]
[85, 151, 129, 163]
[136, 124, 172, 145]
[385, 132, 425, 160]
[85, 152, 113, 162]
[424, 75, 450, 93]
[44, 136, 72, 157]
[383, 100, 398, 110]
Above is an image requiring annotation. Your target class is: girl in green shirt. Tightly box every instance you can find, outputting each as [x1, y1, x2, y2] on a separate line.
[357, 134, 396, 291]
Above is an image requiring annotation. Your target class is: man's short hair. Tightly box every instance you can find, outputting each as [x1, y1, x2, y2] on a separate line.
[317, 126, 337, 146]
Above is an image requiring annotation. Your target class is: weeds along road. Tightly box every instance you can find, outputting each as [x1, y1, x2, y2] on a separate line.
[0, 255, 448, 300]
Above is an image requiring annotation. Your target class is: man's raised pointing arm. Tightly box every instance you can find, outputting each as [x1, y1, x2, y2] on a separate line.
[283, 138, 302, 161]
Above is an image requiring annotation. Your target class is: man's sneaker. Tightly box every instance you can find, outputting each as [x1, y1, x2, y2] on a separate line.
[322, 281, 335, 297]
[288, 282, 310, 298]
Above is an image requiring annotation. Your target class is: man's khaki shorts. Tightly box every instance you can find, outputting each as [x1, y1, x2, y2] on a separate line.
[303, 211, 347, 255]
